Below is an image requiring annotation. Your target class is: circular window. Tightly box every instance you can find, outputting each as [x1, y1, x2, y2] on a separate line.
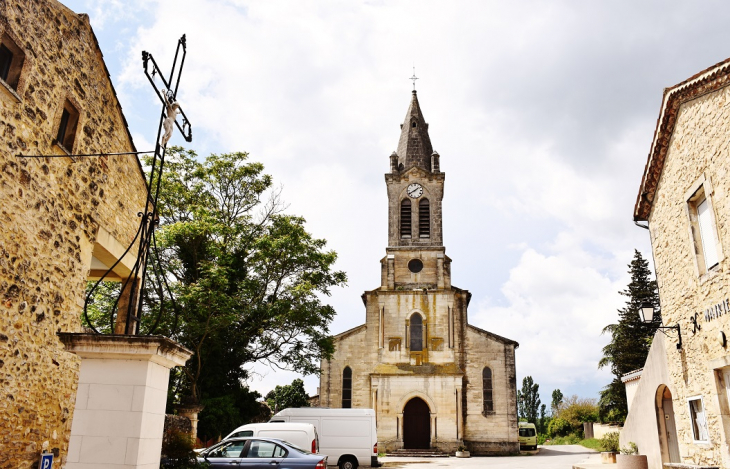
[408, 259, 424, 273]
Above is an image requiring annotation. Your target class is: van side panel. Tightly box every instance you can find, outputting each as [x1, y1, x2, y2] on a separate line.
[256, 430, 309, 450]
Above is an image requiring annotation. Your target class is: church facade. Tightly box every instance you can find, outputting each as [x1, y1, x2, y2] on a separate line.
[319, 91, 519, 455]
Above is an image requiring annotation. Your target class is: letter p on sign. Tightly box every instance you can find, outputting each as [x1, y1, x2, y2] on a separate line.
[40, 453, 53, 469]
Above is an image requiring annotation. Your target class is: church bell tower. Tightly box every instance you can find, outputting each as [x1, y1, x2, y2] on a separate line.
[319, 88, 519, 456]
[382, 90, 450, 291]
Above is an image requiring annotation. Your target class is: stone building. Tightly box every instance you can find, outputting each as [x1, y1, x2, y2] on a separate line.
[624, 56, 730, 468]
[0, 1, 151, 467]
[319, 91, 519, 455]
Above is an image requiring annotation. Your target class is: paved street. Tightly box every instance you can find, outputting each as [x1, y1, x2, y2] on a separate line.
[380, 445, 600, 468]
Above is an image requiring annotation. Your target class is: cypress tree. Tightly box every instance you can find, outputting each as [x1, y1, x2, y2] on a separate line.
[598, 249, 660, 422]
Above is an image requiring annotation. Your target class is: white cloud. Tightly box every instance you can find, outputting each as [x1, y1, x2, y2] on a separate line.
[60, 0, 728, 400]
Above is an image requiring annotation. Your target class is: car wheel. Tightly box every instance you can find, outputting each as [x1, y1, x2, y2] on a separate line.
[339, 456, 358, 469]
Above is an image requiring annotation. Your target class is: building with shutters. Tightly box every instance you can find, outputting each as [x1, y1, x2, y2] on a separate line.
[622, 56, 730, 468]
[319, 90, 519, 455]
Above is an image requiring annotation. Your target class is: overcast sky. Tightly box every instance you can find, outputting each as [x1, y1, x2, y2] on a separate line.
[62, 0, 730, 406]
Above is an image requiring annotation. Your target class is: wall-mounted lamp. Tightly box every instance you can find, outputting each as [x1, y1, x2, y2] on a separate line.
[640, 301, 681, 350]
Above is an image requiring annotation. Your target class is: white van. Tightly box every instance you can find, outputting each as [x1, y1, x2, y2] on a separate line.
[270, 408, 378, 469]
[222, 422, 319, 454]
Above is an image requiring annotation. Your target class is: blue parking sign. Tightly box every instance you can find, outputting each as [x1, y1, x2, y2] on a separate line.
[40, 453, 53, 469]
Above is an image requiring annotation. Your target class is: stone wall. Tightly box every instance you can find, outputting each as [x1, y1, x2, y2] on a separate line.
[647, 76, 730, 466]
[0, 1, 147, 467]
[463, 326, 519, 454]
[320, 287, 518, 454]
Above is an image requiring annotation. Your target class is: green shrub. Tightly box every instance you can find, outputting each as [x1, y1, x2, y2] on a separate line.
[161, 428, 207, 468]
[621, 442, 639, 455]
[546, 434, 581, 445]
[548, 417, 572, 437]
[600, 431, 620, 452]
[537, 433, 549, 445]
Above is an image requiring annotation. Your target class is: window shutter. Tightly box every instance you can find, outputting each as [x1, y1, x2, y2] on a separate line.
[698, 199, 720, 268]
[400, 199, 412, 238]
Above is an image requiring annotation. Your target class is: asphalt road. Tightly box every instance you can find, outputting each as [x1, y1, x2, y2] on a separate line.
[379, 445, 600, 468]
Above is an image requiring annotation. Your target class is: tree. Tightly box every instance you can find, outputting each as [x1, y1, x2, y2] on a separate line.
[517, 376, 541, 424]
[598, 250, 659, 422]
[551, 389, 563, 415]
[144, 148, 345, 437]
[266, 379, 310, 413]
[549, 395, 598, 437]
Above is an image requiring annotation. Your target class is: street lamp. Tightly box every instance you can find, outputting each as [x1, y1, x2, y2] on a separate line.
[639, 301, 681, 350]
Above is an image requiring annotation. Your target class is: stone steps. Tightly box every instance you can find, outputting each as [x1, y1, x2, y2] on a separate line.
[385, 449, 450, 458]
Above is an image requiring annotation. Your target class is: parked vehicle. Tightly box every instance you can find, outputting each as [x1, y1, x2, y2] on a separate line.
[223, 422, 319, 454]
[197, 437, 327, 469]
[518, 422, 537, 450]
[270, 408, 378, 469]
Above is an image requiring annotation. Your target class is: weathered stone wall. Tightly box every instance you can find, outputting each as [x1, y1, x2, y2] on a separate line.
[648, 82, 730, 466]
[463, 326, 519, 454]
[320, 285, 518, 454]
[385, 167, 445, 248]
[0, 1, 147, 467]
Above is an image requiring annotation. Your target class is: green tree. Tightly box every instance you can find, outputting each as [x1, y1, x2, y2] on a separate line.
[517, 376, 541, 424]
[598, 250, 659, 422]
[147, 148, 345, 437]
[266, 378, 310, 413]
[551, 389, 563, 415]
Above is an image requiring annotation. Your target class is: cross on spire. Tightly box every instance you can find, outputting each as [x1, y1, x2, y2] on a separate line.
[410, 66, 419, 91]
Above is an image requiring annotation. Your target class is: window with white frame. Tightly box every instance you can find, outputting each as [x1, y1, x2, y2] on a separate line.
[688, 396, 709, 442]
[697, 198, 719, 269]
[685, 176, 722, 276]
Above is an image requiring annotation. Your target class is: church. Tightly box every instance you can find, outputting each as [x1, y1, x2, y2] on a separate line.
[319, 90, 519, 455]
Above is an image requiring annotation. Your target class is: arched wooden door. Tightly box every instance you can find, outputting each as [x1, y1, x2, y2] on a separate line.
[403, 397, 430, 449]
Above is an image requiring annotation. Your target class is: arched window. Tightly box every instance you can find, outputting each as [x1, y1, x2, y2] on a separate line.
[342, 367, 352, 408]
[400, 199, 412, 238]
[410, 314, 423, 351]
[419, 198, 430, 238]
[483, 367, 493, 413]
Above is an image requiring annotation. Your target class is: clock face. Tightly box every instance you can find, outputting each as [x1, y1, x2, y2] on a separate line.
[407, 183, 424, 198]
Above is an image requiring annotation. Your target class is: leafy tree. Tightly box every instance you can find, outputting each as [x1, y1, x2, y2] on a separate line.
[517, 376, 541, 424]
[551, 389, 564, 415]
[549, 395, 598, 437]
[266, 378, 310, 413]
[143, 148, 345, 436]
[598, 250, 659, 422]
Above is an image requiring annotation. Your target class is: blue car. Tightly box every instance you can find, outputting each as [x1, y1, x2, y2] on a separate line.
[198, 437, 327, 469]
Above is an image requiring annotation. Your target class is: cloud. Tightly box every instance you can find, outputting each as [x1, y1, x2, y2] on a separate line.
[472, 246, 626, 398]
[61, 0, 730, 400]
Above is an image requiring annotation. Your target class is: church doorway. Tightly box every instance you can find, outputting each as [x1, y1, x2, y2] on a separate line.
[403, 397, 430, 449]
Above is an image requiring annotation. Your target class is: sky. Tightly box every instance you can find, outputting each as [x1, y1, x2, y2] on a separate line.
[60, 0, 730, 406]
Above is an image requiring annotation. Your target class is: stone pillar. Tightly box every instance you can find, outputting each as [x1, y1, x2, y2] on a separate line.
[387, 255, 395, 290]
[175, 404, 205, 442]
[390, 152, 398, 173]
[58, 333, 192, 469]
[114, 277, 140, 334]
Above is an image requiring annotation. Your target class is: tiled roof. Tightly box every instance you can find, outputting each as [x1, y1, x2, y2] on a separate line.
[634, 56, 730, 221]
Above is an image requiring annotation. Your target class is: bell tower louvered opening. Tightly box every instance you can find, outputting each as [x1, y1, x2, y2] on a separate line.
[419, 198, 430, 238]
[400, 199, 412, 238]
